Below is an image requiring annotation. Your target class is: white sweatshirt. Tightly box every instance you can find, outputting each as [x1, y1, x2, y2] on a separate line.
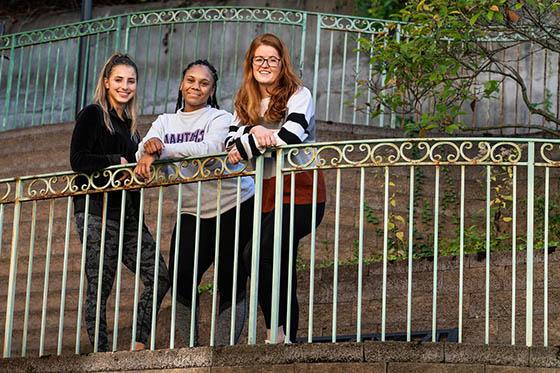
[136, 106, 254, 218]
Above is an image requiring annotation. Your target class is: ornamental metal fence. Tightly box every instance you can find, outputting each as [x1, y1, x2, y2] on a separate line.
[0, 7, 396, 131]
[0, 138, 559, 358]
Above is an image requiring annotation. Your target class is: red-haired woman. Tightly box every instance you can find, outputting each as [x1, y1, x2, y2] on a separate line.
[225, 33, 326, 343]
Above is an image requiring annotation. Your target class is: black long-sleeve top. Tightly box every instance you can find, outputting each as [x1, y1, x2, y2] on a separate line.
[70, 104, 140, 219]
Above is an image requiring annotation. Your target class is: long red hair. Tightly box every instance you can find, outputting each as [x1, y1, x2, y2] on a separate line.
[234, 33, 302, 125]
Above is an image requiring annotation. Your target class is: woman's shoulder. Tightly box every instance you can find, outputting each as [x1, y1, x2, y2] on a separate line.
[77, 104, 102, 119]
[75, 104, 104, 127]
[288, 86, 312, 103]
[207, 107, 233, 121]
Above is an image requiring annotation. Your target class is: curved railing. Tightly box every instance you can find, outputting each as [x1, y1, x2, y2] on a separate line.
[0, 7, 400, 132]
[1, 137, 559, 357]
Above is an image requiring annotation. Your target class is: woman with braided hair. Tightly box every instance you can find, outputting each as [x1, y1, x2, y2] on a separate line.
[135, 60, 254, 345]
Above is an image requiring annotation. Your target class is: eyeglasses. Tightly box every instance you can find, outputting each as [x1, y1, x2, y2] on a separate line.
[252, 56, 281, 67]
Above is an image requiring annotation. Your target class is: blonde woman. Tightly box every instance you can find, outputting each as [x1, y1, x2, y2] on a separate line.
[70, 53, 170, 352]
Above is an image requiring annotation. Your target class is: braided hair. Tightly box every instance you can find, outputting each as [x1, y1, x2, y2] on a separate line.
[175, 59, 220, 111]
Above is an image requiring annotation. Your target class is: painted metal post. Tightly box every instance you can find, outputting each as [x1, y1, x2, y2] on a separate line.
[312, 14, 321, 107]
[1, 36, 16, 129]
[3, 179, 21, 357]
[526, 141, 535, 347]
[248, 155, 264, 344]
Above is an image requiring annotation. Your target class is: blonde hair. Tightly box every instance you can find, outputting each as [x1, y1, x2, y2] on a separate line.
[92, 53, 139, 136]
[234, 33, 302, 125]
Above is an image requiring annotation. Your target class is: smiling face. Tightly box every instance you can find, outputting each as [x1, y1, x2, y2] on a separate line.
[104, 64, 137, 109]
[252, 44, 282, 96]
[181, 64, 215, 112]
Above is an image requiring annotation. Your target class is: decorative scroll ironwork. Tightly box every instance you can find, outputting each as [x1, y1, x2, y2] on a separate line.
[16, 155, 253, 203]
[129, 7, 305, 27]
[319, 14, 400, 34]
[283, 139, 525, 170]
[0, 18, 120, 50]
[538, 143, 560, 166]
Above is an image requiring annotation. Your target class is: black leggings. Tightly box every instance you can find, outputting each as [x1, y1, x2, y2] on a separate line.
[169, 197, 254, 311]
[246, 202, 325, 341]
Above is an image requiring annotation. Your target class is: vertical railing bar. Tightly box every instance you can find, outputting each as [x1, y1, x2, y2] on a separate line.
[49, 47, 61, 124]
[13, 47, 25, 128]
[307, 169, 319, 343]
[285, 171, 296, 344]
[93, 193, 109, 353]
[78, 36, 91, 111]
[89, 33, 100, 99]
[406, 165, 415, 342]
[0, 204, 3, 256]
[1, 36, 15, 129]
[432, 166, 440, 342]
[60, 43, 71, 122]
[169, 186, 182, 349]
[352, 32, 361, 124]
[232, 21, 240, 110]
[150, 186, 164, 350]
[111, 190, 127, 352]
[57, 196, 73, 355]
[357, 167, 365, 342]
[458, 165, 465, 343]
[270, 150, 285, 344]
[218, 21, 226, 100]
[339, 32, 348, 123]
[366, 33, 374, 126]
[544, 166, 549, 347]
[39, 43, 52, 125]
[526, 141, 535, 347]
[390, 25, 401, 128]
[179, 23, 187, 79]
[325, 31, 333, 121]
[485, 165, 491, 345]
[123, 16, 131, 51]
[152, 25, 163, 115]
[23, 46, 34, 125]
[75, 194, 90, 354]
[30, 45, 43, 126]
[102, 32, 111, 79]
[189, 182, 203, 347]
[332, 168, 341, 343]
[311, 15, 321, 110]
[229, 178, 242, 345]
[140, 28, 151, 115]
[207, 21, 213, 61]
[248, 156, 264, 344]
[39, 199, 55, 356]
[21, 201, 37, 357]
[163, 25, 173, 113]
[511, 166, 517, 345]
[210, 180, 222, 347]
[381, 166, 389, 341]
[2, 178, 21, 358]
[298, 12, 307, 78]
[114, 16, 122, 51]
[131, 188, 145, 349]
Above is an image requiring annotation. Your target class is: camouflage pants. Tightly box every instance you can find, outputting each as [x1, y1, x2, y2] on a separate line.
[75, 210, 170, 352]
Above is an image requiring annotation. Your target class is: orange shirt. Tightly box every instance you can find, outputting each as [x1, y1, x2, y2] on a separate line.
[261, 170, 326, 213]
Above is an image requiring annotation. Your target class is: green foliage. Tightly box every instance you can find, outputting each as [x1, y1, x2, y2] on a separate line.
[355, 0, 407, 19]
[360, 0, 560, 136]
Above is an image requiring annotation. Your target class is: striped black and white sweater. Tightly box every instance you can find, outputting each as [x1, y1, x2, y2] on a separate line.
[224, 86, 317, 179]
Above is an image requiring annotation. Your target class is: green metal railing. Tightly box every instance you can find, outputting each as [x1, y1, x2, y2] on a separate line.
[0, 138, 559, 357]
[0, 7, 399, 131]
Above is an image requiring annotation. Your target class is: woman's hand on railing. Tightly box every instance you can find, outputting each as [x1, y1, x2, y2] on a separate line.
[227, 144, 243, 165]
[134, 154, 156, 180]
[250, 125, 276, 148]
[144, 137, 165, 156]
